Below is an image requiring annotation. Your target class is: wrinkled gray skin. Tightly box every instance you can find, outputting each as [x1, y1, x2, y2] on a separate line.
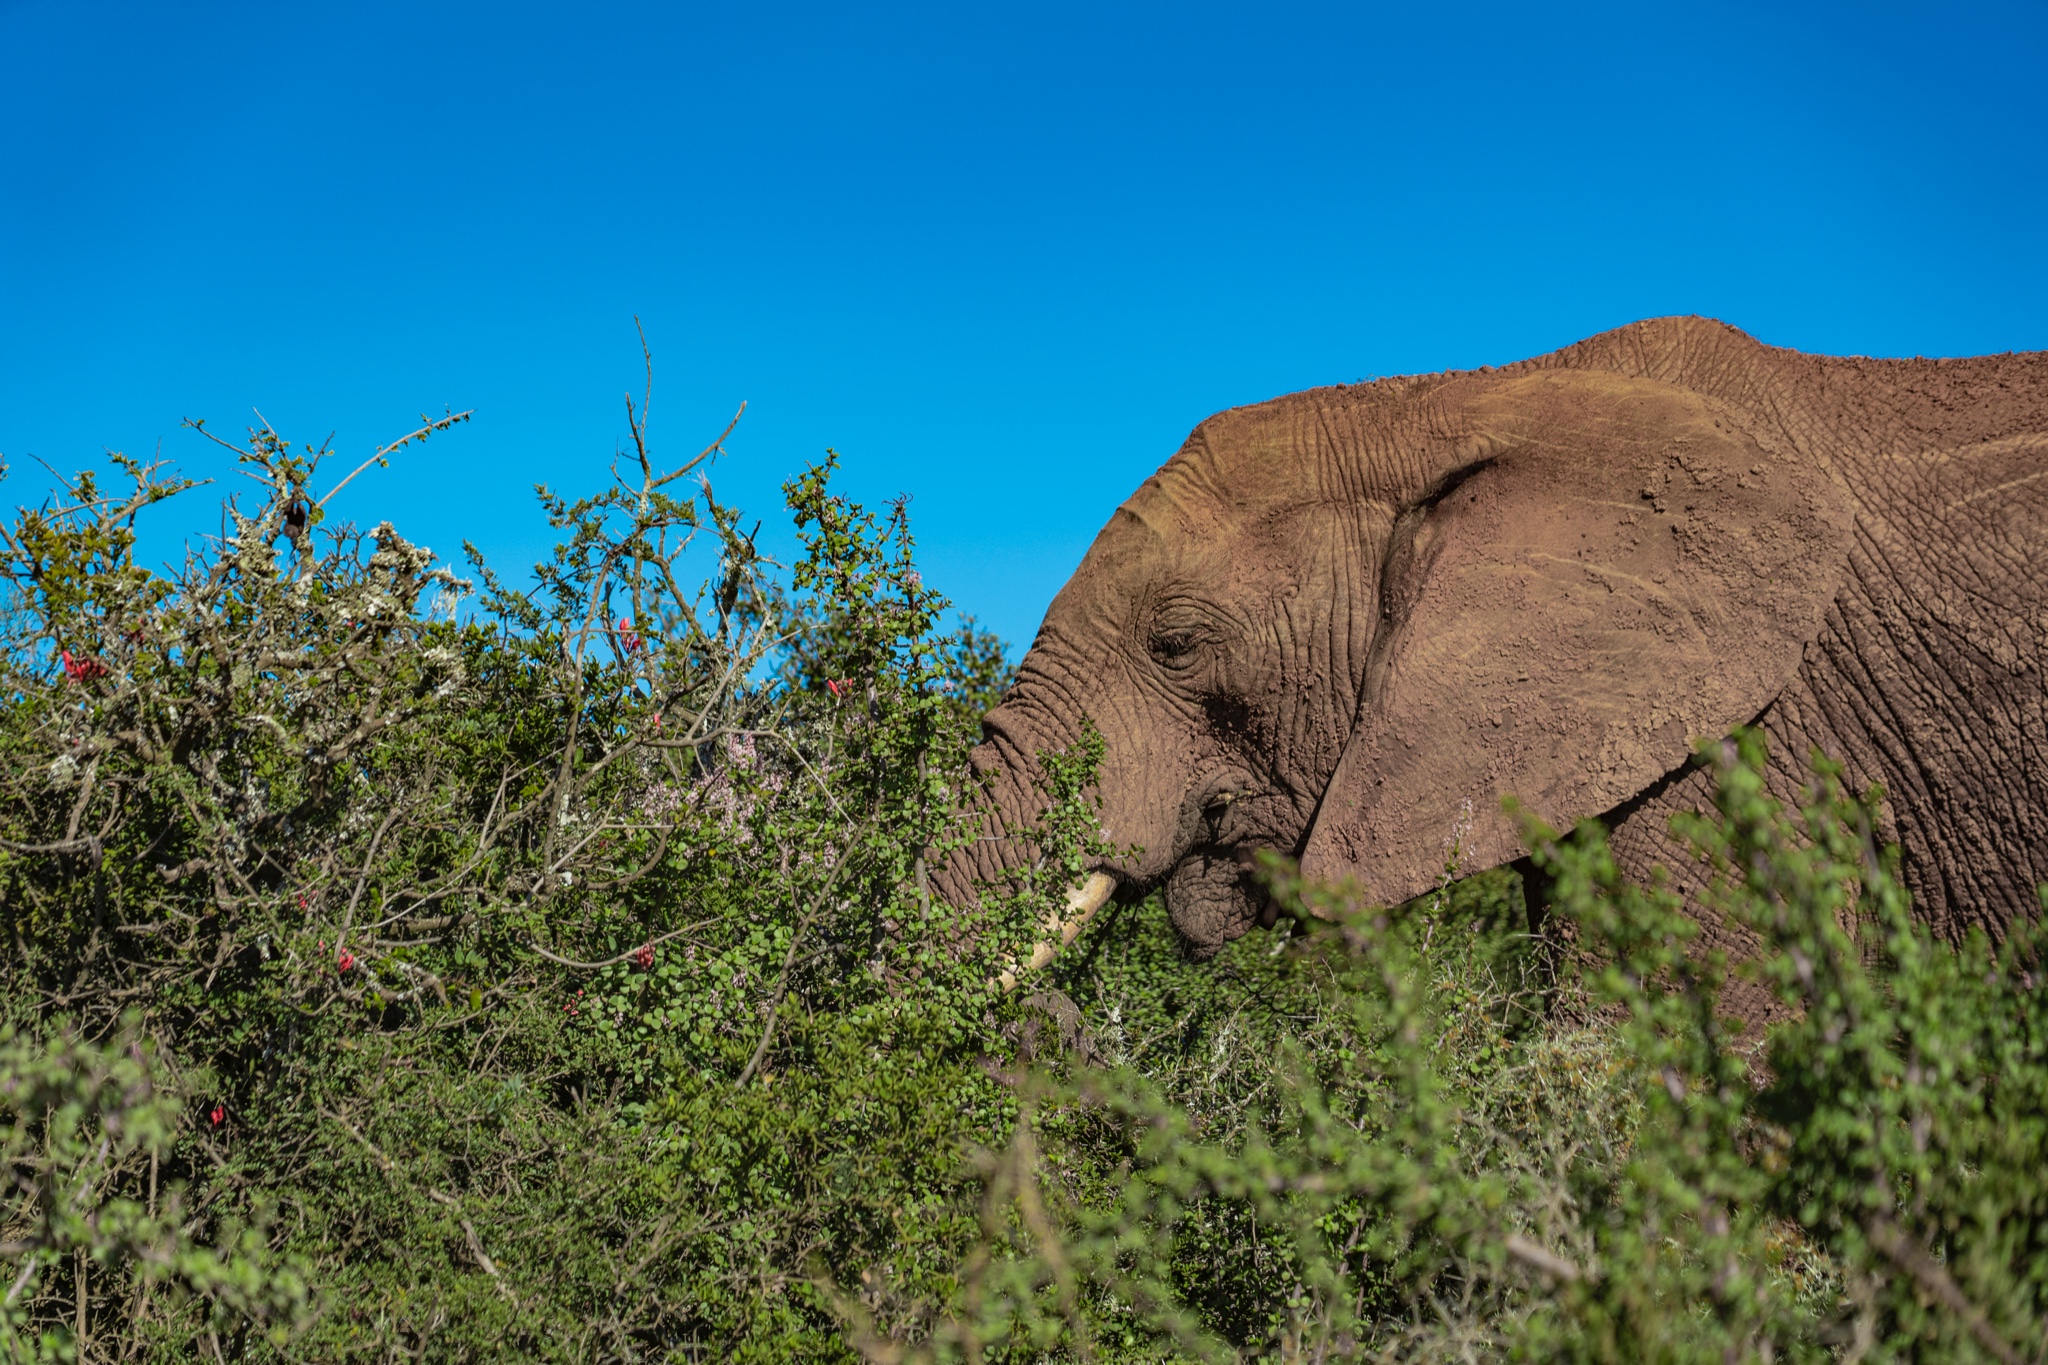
[935, 318, 2047, 1018]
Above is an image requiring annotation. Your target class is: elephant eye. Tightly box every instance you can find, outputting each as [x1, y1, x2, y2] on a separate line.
[1150, 629, 1202, 663]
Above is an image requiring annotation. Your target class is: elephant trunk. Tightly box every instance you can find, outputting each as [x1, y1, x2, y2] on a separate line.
[931, 705, 1118, 986]
[930, 712, 1057, 905]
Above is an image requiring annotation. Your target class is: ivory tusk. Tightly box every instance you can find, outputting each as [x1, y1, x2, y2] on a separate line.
[997, 870, 1118, 993]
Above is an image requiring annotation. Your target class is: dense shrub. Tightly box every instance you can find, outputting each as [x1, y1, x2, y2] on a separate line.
[961, 745, 2048, 1364]
[0, 386, 2042, 1362]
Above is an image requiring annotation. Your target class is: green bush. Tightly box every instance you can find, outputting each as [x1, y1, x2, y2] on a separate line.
[0, 387, 2042, 1362]
[904, 743, 2048, 1365]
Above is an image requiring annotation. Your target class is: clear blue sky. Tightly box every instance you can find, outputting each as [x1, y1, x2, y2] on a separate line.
[4, 1, 2044, 652]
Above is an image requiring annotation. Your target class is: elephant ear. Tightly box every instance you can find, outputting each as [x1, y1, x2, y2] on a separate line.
[1299, 368, 1853, 905]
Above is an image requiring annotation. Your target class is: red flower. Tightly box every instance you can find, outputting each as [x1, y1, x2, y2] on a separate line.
[617, 619, 642, 653]
[825, 678, 855, 699]
[336, 948, 355, 972]
[633, 944, 655, 969]
[60, 650, 107, 683]
[209, 1104, 225, 1127]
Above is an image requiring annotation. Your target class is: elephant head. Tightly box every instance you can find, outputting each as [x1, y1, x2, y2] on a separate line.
[939, 323, 1857, 961]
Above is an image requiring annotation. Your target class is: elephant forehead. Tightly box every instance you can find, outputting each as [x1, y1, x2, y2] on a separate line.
[1102, 483, 1324, 588]
[1066, 460, 1391, 620]
[1057, 472, 1223, 584]
[1182, 377, 1499, 503]
[1178, 398, 1355, 511]
[1058, 507, 1229, 625]
[1054, 374, 1503, 618]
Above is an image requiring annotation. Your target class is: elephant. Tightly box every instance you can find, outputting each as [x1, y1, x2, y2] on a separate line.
[936, 316, 2048, 1016]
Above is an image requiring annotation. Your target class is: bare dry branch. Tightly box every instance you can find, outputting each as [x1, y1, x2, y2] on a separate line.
[317, 409, 474, 510]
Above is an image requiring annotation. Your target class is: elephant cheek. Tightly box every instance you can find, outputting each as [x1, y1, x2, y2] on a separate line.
[1162, 853, 1268, 959]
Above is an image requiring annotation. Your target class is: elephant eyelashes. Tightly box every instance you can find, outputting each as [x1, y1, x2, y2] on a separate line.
[1148, 630, 1203, 664]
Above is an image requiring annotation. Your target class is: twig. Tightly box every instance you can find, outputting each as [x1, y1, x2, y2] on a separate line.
[337, 804, 403, 943]
[651, 402, 746, 492]
[426, 1190, 517, 1304]
[0, 835, 103, 858]
[317, 410, 473, 510]
[730, 840, 870, 1090]
[3, 1251, 39, 1308]
[625, 317, 655, 483]
[1865, 1216, 2023, 1365]
[324, 1108, 517, 1304]
[526, 918, 718, 970]
[735, 921, 810, 1091]
[1504, 1233, 1591, 1284]
[320, 1106, 395, 1173]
